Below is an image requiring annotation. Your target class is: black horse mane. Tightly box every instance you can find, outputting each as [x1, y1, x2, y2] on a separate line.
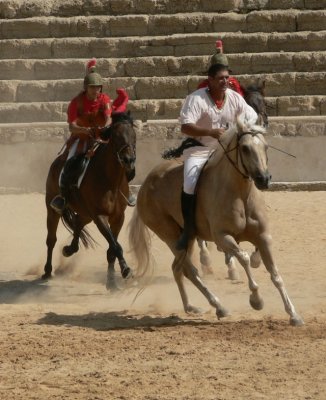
[111, 111, 134, 125]
[244, 84, 264, 95]
[101, 111, 133, 140]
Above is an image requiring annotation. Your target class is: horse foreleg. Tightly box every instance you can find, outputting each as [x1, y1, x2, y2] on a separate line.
[62, 215, 88, 257]
[106, 247, 119, 291]
[43, 208, 60, 279]
[94, 215, 132, 290]
[257, 234, 304, 326]
[216, 234, 264, 312]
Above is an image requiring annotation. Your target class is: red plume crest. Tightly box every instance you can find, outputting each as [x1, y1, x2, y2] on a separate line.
[86, 58, 97, 74]
[215, 40, 223, 53]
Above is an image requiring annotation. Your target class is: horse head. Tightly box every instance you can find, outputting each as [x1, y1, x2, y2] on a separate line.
[235, 117, 271, 190]
[101, 111, 136, 178]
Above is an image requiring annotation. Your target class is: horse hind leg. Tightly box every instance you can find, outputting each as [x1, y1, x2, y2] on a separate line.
[43, 207, 60, 279]
[181, 252, 229, 319]
[151, 219, 203, 314]
[197, 239, 213, 276]
[250, 247, 262, 269]
[155, 218, 228, 318]
[225, 253, 240, 280]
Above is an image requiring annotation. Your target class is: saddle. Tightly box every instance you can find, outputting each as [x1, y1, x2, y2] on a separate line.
[60, 153, 88, 192]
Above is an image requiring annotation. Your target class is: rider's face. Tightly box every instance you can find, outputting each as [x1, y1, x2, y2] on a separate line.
[86, 85, 102, 100]
[208, 70, 230, 93]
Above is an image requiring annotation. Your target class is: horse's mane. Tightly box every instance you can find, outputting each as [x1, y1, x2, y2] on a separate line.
[100, 111, 133, 140]
[244, 82, 265, 97]
[209, 116, 266, 166]
[111, 111, 133, 126]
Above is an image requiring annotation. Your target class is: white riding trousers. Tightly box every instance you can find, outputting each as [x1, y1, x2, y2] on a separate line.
[182, 146, 214, 194]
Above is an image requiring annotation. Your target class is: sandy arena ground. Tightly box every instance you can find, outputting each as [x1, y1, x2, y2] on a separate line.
[0, 191, 325, 400]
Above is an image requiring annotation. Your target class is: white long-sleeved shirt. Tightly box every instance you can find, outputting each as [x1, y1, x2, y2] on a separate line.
[180, 87, 258, 148]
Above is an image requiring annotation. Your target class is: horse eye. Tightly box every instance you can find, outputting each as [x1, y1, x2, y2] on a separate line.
[241, 144, 250, 154]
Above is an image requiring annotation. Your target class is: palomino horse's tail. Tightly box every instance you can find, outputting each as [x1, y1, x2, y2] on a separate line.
[128, 205, 154, 278]
[61, 208, 96, 249]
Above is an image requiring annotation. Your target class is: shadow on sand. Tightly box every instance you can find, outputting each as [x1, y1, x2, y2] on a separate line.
[37, 310, 213, 331]
[0, 278, 49, 303]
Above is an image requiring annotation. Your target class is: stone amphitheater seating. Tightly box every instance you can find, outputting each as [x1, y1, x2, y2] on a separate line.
[0, 0, 325, 189]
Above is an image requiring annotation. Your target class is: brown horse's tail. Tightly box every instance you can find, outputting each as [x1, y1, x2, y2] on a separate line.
[61, 208, 97, 249]
[128, 205, 154, 278]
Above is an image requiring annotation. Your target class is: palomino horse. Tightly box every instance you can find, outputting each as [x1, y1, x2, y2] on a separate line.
[43, 112, 136, 290]
[129, 117, 303, 326]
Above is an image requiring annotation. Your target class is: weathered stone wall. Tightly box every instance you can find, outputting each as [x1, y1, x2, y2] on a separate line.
[0, 0, 325, 188]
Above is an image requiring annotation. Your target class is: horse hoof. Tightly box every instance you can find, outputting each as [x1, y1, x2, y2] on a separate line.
[41, 272, 52, 280]
[290, 315, 304, 327]
[185, 305, 202, 314]
[228, 268, 239, 281]
[106, 282, 120, 292]
[201, 265, 214, 276]
[122, 267, 133, 279]
[216, 306, 230, 319]
[249, 294, 264, 310]
[62, 245, 78, 257]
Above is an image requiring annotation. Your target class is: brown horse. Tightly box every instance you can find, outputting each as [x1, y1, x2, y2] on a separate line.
[43, 112, 136, 290]
[129, 117, 303, 326]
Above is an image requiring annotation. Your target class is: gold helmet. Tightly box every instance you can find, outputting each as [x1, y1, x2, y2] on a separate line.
[84, 58, 103, 88]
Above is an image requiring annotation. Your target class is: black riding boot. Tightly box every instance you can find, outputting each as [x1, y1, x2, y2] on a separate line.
[176, 191, 196, 251]
[50, 156, 82, 215]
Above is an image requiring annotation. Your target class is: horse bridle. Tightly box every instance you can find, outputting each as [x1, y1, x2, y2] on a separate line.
[218, 131, 261, 180]
[111, 121, 136, 167]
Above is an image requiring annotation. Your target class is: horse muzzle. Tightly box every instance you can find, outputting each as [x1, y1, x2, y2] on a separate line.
[254, 172, 271, 190]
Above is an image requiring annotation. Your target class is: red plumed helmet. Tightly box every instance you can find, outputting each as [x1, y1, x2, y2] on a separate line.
[86, 58, 97, 74]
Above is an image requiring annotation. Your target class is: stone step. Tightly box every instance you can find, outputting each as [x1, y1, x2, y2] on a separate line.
[0, 96, 324, 123]
[1, 31, 326, 59]
[1, 0, 325, 19]
[1, 10, 325, 39]
[1, 116, 326, 144]
[0, 52, 325, 81]
[1, 73, 325, 103]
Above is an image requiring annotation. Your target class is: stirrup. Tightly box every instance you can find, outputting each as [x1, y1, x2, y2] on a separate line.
[50, 195, 66, 215]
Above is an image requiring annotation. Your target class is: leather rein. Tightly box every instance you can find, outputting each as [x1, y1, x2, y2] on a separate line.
[218, 131, 261, 180]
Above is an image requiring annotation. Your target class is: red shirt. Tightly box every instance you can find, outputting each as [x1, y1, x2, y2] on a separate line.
[67, 92, 111, 124]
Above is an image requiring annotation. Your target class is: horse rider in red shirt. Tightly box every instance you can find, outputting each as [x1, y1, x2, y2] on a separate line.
[50, 59, 131, 214]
